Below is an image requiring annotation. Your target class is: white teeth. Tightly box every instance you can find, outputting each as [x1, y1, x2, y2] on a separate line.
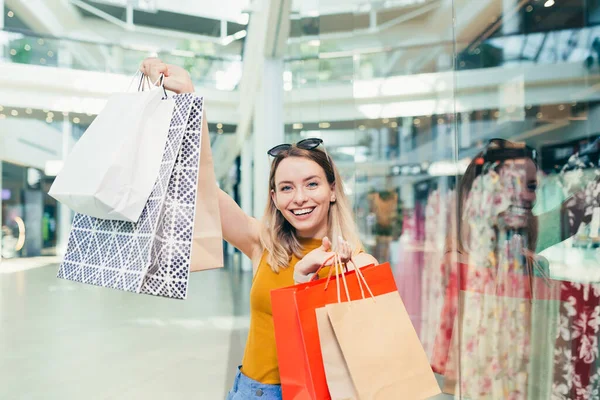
[293, 208, 314, 216]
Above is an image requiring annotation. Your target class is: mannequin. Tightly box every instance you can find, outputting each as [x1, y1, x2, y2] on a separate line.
[368, 185, 400, 262]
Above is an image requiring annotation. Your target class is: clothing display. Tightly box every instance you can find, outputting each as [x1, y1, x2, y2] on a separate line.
[394, 203, 426, 336]
[368, 190, 400, 262]
[432, 164, 600, 399]
[420, 188, 455, 360]
[551, 282, 600, 399]
[440, 260, 563, 399]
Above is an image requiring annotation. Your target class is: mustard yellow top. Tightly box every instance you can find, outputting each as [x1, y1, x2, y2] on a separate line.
[240, 237, 330, 384]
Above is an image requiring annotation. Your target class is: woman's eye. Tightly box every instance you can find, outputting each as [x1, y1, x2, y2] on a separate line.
[280, 186, 292, 192]
[527, 183, 538, 191]
[307, 182, 318, 188]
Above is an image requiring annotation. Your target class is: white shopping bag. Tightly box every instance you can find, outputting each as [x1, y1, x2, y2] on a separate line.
[49, 75, 175, 222]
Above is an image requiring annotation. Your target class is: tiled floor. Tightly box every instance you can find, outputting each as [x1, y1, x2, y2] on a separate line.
[1, 262, 450, 399]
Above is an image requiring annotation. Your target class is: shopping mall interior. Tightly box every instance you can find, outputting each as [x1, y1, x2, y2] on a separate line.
[2, 0, 600, 398]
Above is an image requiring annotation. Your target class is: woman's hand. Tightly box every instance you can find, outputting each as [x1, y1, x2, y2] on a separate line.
[294, 236, 352, 283]
[139, 57, 195, 94]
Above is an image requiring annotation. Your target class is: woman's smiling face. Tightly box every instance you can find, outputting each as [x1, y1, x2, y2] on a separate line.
[271, 156, 335, 239]
[499, 158, 538, 229]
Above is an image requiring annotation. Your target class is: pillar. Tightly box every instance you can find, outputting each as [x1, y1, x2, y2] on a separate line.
[56, 116, 73, 256]
[240, 137, 253, 272]
[252, 58, 284, 220]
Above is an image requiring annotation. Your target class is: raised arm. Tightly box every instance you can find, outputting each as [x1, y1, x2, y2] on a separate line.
[140, 58, 263, 260]
[218, 188, 262, 260]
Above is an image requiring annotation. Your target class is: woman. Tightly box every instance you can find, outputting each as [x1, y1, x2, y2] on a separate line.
[139, 58, 378, 399]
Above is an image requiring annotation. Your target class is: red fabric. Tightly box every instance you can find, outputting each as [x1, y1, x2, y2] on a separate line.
[430, 261, 560, 375]
[552, 282, 600, 400]
[271, 263, 398, 400]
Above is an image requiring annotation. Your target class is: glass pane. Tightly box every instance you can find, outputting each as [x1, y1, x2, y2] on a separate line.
[447, 1, 600, 398]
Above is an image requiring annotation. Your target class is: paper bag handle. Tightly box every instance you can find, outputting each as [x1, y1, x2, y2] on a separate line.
[309, 253, 348, 284]
[128, 71, 168, 99]
[334, 254, 376, 304]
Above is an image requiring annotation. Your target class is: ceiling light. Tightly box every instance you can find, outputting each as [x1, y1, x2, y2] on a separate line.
[293, 123, 303, 130]
[11, 110, 18, 116]
[217, 123, 223, 129]
[233, 30, 247, 40]
[47, 51, 54, 57]
[25, 108, 32, 114]
[544, 0, 555, 7]
[0, 106, 3, 111]
[414, 118, 421, 125]
[47, 112, 54, 118]
[390, 122, 398, 128]
[526, 5, 533, 11]
[319, 122, 331, 129]
[7, 11, 14, 18]
[358, 125, 366, 130]
[46, 117, 53, 123]
[38, 39, 44, 45]
[218, 129, 223, 134]
[40, 58, 46, 64]
[237, 12, 249, 25]
[62, 111, 69, 116]
[558, 104, 565, 111]
[9, 49, 16, 56]
[537, 112, 543, 119]
[382, 118, 389, 123]
[44, 161, 64, 177]
[73, 117, 80, 124]
[0, 114, 6, 120]
[24, 44, 31, 51]
[428, 159, 471, 176]
[437, 118, 445, 124]
[308, 40, 321, 47]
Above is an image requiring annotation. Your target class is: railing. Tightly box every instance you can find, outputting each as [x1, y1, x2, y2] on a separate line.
[0, 28, 243, 91]
[2, 25, 597, 92]
[283, 26, 600, 89]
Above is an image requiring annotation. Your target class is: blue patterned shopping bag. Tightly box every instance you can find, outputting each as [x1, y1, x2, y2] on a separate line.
[57, 94, 217, 299]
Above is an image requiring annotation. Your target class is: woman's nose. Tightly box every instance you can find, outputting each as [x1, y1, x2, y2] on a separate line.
[520, 186, 536, 205]
[294, 188, 307, 204]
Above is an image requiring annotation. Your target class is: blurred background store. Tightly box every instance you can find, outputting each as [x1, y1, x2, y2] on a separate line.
[1, 0, 600, 398]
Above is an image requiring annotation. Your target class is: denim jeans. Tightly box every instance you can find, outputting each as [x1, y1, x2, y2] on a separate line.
[226, 366, 282, 400]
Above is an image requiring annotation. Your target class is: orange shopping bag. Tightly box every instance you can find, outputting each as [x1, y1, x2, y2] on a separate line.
[271, 261, 398, 399]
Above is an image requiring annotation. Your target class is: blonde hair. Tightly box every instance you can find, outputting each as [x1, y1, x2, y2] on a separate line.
[260, 146, 362, 272]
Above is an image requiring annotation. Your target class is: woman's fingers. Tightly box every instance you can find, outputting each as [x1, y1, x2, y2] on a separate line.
[337, 237, 352, 263]
[139, 57, 168, 82]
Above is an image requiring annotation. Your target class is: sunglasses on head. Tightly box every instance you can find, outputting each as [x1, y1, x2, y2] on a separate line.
[267, 138, 324, 157]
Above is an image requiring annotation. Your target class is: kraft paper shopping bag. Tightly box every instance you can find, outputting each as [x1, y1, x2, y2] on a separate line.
[325, 262, 440, 400]
[190, 106, 223, 271]
[315, 306, 358, 400]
